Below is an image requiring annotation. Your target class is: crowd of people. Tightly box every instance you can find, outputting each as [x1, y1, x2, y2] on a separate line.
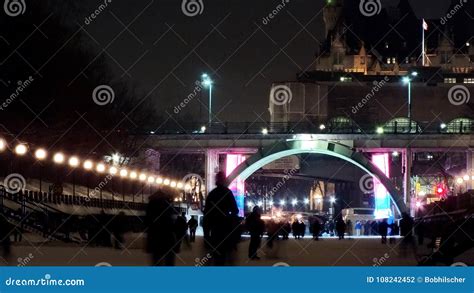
[1, 170, 463, 267]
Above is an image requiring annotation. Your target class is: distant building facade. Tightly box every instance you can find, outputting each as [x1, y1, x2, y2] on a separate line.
[269, 0, 474, 132]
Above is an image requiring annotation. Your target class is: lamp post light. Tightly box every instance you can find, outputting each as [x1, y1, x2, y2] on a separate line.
[201, 74, 213, 128]
[402, 72, 418, 133]
[35, 149, 47, 193]
[280, 199, 286, 210]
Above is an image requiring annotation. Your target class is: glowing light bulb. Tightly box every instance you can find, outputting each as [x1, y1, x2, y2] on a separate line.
[83, 160, 93, 170]
[120, 169, 128, 177]
[109, 166, 118, 175]
[35, 149, 47, 160]
[96, 163, 106, 173]
[14, 144, 27, 155]
[53, 153, 65, 164]
[68, 156, 80, 167]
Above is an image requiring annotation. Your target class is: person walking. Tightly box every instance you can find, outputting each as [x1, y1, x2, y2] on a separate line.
[175, 212, 188, 253]
[378, 219, 389, 244]
[145, 188, 179, 266]
[389, 221, 399, 244]
[346, 219, 353, 236]
[355, 220, 362, 236]
[187, 216, 198, 242]
[111, 212, 127, 249]
[246, 206, 265, 260]
[399, 212, 416, 258]
[415, 219, 425, 245]
[312, 219, 321, 241]
[0, 214, 12, 263]
[335, 217, 346, 240]
[203, 172, 240, 265]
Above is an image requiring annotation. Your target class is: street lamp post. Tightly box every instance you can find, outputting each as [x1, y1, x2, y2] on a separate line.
[201, 74, 213, 128]
[402, 72, 417, 133]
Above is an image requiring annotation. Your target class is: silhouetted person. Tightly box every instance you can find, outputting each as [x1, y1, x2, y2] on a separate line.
[0, 213, 12, 263]
[281, 222, 291, 240]
[203, 172, 239, 265]
[336, 217, 346, 240]
[175, 212, 188, 253]
[292, 221, 299, 239]
[299, 221, 306, 238]
[187, 216, 198, 242]
[266, 219, 279, 249]
[389, 221, 399, 244]
[371, 221, 379, 236]
[111, 212, 127, 249]
[364, 220, 371, 236]
[399, 212, 416, 258]
[346, 219, 353, 236]
[97, 211, 111, 247]
[246, 206, 265, 260]
[378, 219, 389, 244]
[312, 219, 321, 241]
[415, 219, 425, 245]
[146, 188, 178, 266]
[328, 220, 335, 236]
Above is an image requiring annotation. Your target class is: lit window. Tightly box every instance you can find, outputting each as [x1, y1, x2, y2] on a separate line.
[464, 78, 474, 84]
[444, 78, 456, 84]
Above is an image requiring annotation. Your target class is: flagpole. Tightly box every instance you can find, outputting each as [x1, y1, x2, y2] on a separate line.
[422, 19, 425, 66]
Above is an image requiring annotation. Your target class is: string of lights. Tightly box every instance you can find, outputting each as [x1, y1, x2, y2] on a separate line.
[0, 138, 187, 190]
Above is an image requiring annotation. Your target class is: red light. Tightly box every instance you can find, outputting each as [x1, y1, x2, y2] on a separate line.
[435, 184, 446, 198]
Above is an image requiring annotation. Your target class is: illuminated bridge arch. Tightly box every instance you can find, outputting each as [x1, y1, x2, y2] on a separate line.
[226, 138, 407, 215]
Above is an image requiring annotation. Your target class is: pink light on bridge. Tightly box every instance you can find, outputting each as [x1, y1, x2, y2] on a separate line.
[372, 153, 392, 219]
[226, 154, 246, 217]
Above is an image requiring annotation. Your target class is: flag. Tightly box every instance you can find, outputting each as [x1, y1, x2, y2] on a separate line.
[423, 19, 428, 31]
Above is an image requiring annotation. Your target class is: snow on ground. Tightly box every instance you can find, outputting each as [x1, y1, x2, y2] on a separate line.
[3, 235, 424, 266]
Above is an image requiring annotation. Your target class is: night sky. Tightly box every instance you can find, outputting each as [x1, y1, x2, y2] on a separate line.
[78, 0, 325, 122]
[0, 0, 472, 140]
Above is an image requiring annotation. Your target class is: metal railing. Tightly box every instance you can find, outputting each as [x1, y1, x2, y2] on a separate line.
[139, 120, 474, 135]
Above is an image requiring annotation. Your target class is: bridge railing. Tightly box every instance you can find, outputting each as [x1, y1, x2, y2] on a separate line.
[144, 120, 474, 135]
